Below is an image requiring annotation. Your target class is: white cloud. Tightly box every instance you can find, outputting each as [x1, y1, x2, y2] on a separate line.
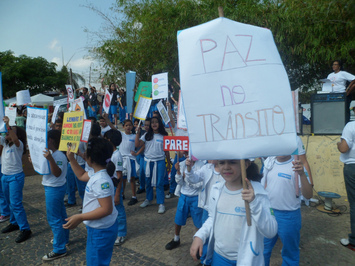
[51, 57, 61, 67]
[69, 57, 93, 70]
[49, 39, 61, 52]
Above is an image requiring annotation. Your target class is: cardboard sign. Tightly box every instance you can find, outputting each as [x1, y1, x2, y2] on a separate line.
[5, 107, 17, 126]
[80, 119, 92, 143]
[103, 89, 112, 114]
[16, 90, 31, 105]
[177, 90, 187, 130]
[27, 107, 50, 175]
[163, 136, 189, 151]
[152, 72, 168, 100]
[134, 82, 152, 102]
[157, 100, 170, 125]
[59, 111, 84, 153]
[133, 95, 152, 120]
[0, 73, 6, 133]
[70, 97, 87, 120]
[126, 71, 136, 113]
[177, 18, 297, 159]
[66, 85, 75, 103]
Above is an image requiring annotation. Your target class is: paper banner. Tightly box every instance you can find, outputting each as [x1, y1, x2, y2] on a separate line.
[0, 73, 6, 133]
[27, 107, 50, 175]
[58, 111, 84, 153]
[126, 71, 136, 113]
[134, 82, 152, 102]
[66, 85, 75, 103]
[133, 95, 152, 120]
[177, 90, 187, 130]
[157, 100, 170, 125]
[103, 89, 112, 114]
[177, 17, 297, 160]
[80, 119, 92, 143]
[152, 72, 168, 100]
[16, 90, 31, 106]
[163, 136, 189, 151]
[70, 97, 87, 120]
[5, 107, 17, 126]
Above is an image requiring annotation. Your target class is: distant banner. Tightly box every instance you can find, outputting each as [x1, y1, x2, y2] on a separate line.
[103, 89, 112, 114]
[177, 90, 187, 130]
[157, 100, 170, 125]
[126, 71, 136, 113]
[133, 95, 152, 120]
[27, 107, 50, 175]
[152, 72, 168, 100]
[5, 107, 17, 126]
[163, 136, 189, 151]
[0, 73, 5, 133]
[134, 82, 152, 102]
[59, 111, 84, 153]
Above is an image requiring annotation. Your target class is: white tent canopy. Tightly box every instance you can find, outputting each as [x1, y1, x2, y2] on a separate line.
[30, 93, 54, 106]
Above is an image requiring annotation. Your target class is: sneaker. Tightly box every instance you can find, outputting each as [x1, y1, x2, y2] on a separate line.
[42, 251, 67, 261]
[65, 202, 76, 208]
[340, 238, 350, 246]
[165, 238, 180, 250]
[128, 197, 138, 206]
[15, 229, 32, 243]
[165, 193, 174, 199]
[114, 236, 127, 246]
[0, 215, 10, 223]
[158, 204, 165, 214]
[137, 188, 145, 194]
[1, 223, 19, 233]
[140, 199, 151, 208]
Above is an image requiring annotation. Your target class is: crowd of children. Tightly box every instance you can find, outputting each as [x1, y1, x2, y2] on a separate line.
[0, 83, 318, 266]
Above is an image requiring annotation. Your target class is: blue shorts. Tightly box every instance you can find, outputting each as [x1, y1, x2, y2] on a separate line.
[109, 105, 117, 115]
[174, 194, 202, 228]
[123, 159, 137, 180]
[212, 251, 236, 266]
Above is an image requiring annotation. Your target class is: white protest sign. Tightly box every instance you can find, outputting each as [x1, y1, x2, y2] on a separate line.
[80, 119, 92, 143]
[178, 18, 297, 160]
[152, 72, 169, 100]
[133, 95, 152, 120]
[177, 90, 187, 130]
[27, 107, 50, 175]
[0, 73, 6, 132]
[66, 85, 75, 103]
[103, 89, 112, 114]
[320, 79, 333, 92]
[16, 90, 31, 105]
[70, 97, 87, 120]
[157, 100, 170, 125]
[5, 107, 17, 126]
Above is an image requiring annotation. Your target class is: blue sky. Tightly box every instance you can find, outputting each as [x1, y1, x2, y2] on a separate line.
[0, 0, 118, 88]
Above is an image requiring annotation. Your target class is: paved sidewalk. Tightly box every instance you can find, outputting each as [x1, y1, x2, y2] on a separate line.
[1, 175, 355, 265]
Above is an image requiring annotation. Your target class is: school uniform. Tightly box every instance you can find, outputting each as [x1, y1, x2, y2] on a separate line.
[42, 150, 69, 254]
[84, 169, 118, 266]
[140, 133, 166, 204]
[119, 132, 138, 180]
[111, 149, 127, 238]
[262, 156, 310, 266]
[0, 136, 10, 217]
[1, 140, 30, 231]
[195, 182, 278, 266]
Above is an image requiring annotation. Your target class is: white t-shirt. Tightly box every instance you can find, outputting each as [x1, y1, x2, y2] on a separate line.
[111, 149, 123, 175]
[296, 136, 306, 155]
[101, 125, 111, 136]
[83, 169, 118, 229]
[263, 156, 309, 211]
[119, 132, 136, 159]
[205, 170, 223, 210]
[340, 121, 355, 164]
[42, 150, 67, 187]
[214, 186, 244, 261]
[140, 133, 165, 160]
[327, 71, 355, 93]
[1, 140, 24, 175]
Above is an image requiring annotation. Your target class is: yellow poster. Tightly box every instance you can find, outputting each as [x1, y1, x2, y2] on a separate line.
[59, 111, 84, 153]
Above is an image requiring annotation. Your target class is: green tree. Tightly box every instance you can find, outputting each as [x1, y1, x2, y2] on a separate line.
[91, 0, 354, 96]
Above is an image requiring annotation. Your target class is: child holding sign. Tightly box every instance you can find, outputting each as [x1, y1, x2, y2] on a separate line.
[138, 117, 171, 214]
[1, 117, 32, 243]
[190, 160, 277, 265]
[36, 130, 69, 261]
[64, 137, 118, 266]
[262, 156, 313, 266]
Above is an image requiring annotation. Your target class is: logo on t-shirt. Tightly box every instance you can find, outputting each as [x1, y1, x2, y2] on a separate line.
[101, 182, 110, 190]
[117, 162, 123, 166]
[235, 207, 246, 214]
[270, 208, 275, 216]
[57, 161, 62, 166]
[278, 173, 291, 179]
